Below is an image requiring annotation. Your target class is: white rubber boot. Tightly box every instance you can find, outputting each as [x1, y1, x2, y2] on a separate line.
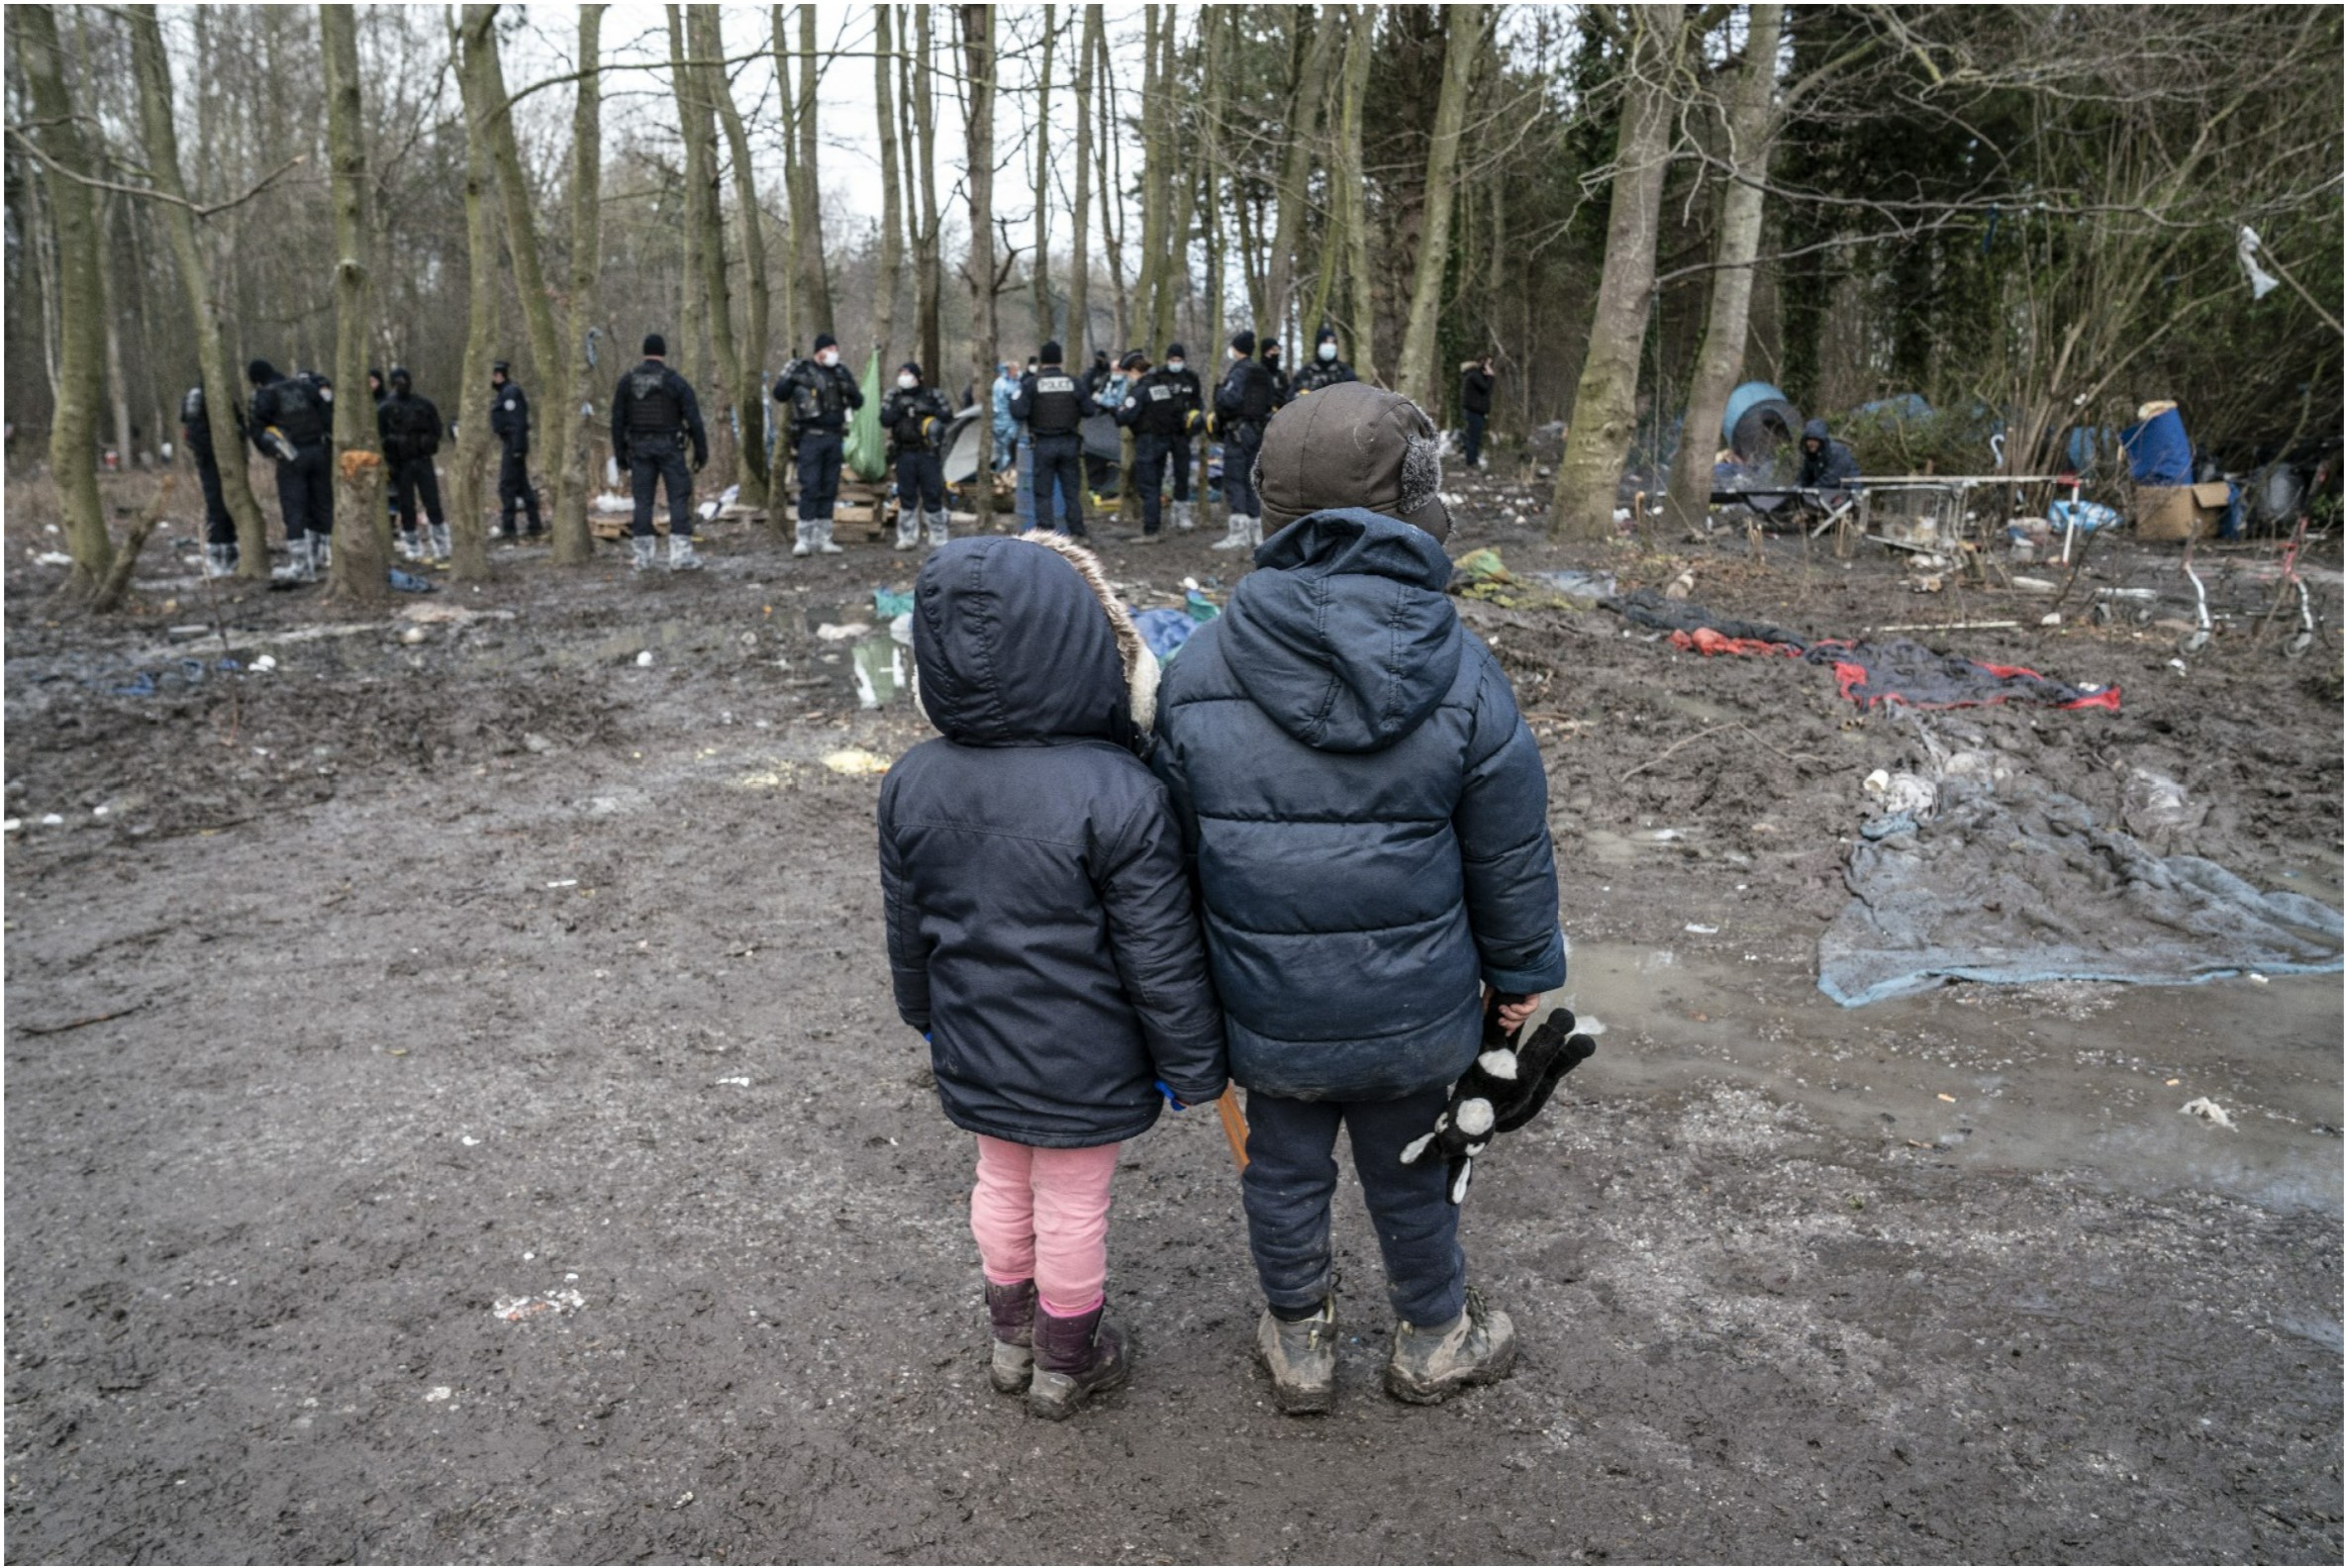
[927, 508, 951, 547]
[273, 534, 316, 582]
[668, 534, 702, 571]
[817, 519, 843, 555]
[312, 534, 334, 573]
[894, 505, 921, 550]
[1173, 500, 1196, 532]
[429, 524, 451, 563]
[792, 515, 815, 557]
[1209, 513, 1250, 551]
[630, 535, 658, 571]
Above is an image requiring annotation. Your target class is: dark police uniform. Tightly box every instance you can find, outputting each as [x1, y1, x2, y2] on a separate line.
[1214, 353, 1277, 521]
[1010, 362, 1097, 537]
[879, 381, 954, 539]
[248, 368, 334, 544]
[775, 357, 864, 546]
[1294, 352, 1357, 395]
[375, 381, 447, 535]
[490, 377, 541, 536]
[611, 358, 709, 539]
[180, 386, 237, 552]
[1117, 365, 1203, 535]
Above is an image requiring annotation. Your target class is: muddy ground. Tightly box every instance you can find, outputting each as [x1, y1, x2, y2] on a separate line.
[6, 471, 2341, 1564]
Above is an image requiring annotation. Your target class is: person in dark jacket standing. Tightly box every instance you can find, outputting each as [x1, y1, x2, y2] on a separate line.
[1116, 345, 1205, 540]
[879, 361, 954, 551]
[610, 333, 710, 571]
[489, 360, 542, 539]
[375, 367, 448, 563]
[246, 357, 334, 581]
[1293, 325, 1356, 395]
[882, 531, 1227, 1420]
[180, 384, 241, 577]
[1211, 330, 1277, 551]
[1261, 338, 1293, 410]
[775, 332, 863, 557]
[1010, 341, 1097, 539]
[1152, 381, 1568, 1415]
[1796, 418, 1862, 507]
[1459, 355, 1495, 468]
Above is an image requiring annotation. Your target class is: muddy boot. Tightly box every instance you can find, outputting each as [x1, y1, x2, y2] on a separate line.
[630, 534, 658, 571]
[927, 508, 951, 547]
[1247, 514, 1266, 548]
[668, 533, 702, 571]
[792, 516, 815, 558]
[986, 1280, 1037, 1394]
[312, 534, 334, 573]
[202, 542, 236, 578]
[1255, 1299, 1337, 1415]
[895, 505, 922, 551]
[273, 534, 316, 582]
[817, 519, 844, 555]
[396, 528, 421, 563]
[1209, 513, 1250, 551]
[1026, 1302, 1128, 1420]
[429, 523, 451, 564]
[1385, 1286, 1515, 1406]
[1173, 500, 1196, 532]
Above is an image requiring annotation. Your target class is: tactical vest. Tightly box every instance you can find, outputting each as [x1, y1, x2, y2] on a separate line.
[627, 366, 681, 433]
[1028, 371, 1082, 436]
[1236, 363, 1274, 423]
[269, 380, 327, 446]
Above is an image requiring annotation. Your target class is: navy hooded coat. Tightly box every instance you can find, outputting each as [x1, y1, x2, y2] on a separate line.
[879, 535, 1229, 1147]
[1151, 509, 1568, 1101]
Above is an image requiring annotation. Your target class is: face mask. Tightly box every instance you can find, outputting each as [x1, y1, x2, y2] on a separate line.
[1167, 359, 1184, 374]
[1319, 342, 1337, 361]
[897, 373, 917, 390]
[818, 348, 838, 368]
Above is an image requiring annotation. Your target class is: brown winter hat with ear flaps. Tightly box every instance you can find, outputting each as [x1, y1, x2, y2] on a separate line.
[1252, 381, 1452, 542]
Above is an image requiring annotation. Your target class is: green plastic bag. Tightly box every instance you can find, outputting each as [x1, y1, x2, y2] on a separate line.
[844, 349, 888, 481]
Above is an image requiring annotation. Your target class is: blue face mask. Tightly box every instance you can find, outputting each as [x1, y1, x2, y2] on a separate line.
[1167, 360, 1185, 374]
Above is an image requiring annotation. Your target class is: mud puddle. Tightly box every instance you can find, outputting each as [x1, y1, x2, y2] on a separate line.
[1561, 941, 2343, 1215]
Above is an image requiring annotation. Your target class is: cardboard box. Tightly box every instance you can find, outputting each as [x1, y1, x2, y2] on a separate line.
[2133, 482, 2229, 541]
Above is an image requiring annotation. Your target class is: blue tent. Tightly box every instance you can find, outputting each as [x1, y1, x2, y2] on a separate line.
[1721, 381, 1791, 446]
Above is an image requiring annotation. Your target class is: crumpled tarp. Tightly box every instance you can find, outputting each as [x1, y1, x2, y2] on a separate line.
[1610, 589, 2120, 713]
[844, 350, 888, 481]
[1819, 775, 2344, 1005]
[1130, 588, 1221, 661]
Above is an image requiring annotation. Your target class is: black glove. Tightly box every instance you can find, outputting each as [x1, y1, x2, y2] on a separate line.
[692, 450, 707, 473]
[1401, 996, 1597, 1204]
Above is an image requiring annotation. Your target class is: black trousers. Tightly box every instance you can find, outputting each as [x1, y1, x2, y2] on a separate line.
[193, 448, 234, 545]
[498, 446, 540, 533]
[275, 443, 334, 539]
[1463, 408, 1487, 466]
[895, 448, 944, 513]
[390, 456, 445, 529]
[797, 429, 844, 522]
[1133, 432, 1193, 532]
[1222, 422, 1264, 518]
[1029, 433, 1086, 536]
[628, 434, 694, 538]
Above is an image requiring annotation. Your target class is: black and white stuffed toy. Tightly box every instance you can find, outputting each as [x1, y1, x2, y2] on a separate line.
[1401, 998, 1597, 1204]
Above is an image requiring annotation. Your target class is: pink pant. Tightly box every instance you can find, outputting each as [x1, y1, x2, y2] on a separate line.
[969, 1134, 1121, 1318]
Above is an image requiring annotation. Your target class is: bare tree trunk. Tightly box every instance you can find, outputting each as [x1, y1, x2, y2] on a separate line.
[1551, 5, 1685, 540]
[794, 6, 833, 335]
[1150, 15, 1195, 352]
[321, 4, 389, 604]
[100, 198, 133, 466]
[873, 5, 904, 369]
[1665, 2, 1783, 534]
[469, 6, 564, 483]
[550, 4, 605, 566]
[447, 9, 506, 584]
[702, 5, 771, 507]
[1266, 7, 1338, 339]
[1133, 8, 1165, 350]
[1094, 10, 1129, 350]
[1067, 3, 1096, 365]
[16, 8, 110, 598]
[1337, 4, 1379, 384]
[960, 4, 998, 524]
[1397, 5, 1487, 413]
[1030, 5, 1056, 344]
[128, 6, 269, 579]
[911, 7, 942, 380]
[677, 7, 742, 490]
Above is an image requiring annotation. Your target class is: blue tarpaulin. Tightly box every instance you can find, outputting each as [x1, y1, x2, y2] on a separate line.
[2119, 406, 2194, 485]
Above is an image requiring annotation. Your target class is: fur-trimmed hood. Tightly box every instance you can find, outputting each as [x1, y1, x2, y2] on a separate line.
[911, 532, 1159, 749]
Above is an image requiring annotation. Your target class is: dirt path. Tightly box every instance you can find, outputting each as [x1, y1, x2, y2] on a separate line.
[7, 488, 2339, 1563]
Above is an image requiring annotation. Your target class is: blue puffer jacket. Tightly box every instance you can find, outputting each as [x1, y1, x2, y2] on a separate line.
[1152, 509, 1567, 1101]
[880, 534, 1228, 1147]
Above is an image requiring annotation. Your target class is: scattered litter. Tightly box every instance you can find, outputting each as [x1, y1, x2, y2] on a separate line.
[166, 624, 210, 638]
[1, 820, 18, 832]
[821, 748, 890, 777]
[389, 568, 436, 593]
[460, 1135, 480, 1147]
[2180, 1097, 2234, 1129]
[635, 650, 654, 667]
[1936, 1093, 1958, 1103]
[2009, 576, 2059, 594]
[39, 814, 62, 827]
[816, 622, 872, 641]
[35, 551, 71, 566]
[1863, 768, 1939, 818]
[545, 879, 578, 889]
[250, 654, 277, 673]
[424, 1387, 453, 1403]
[524, 733, 557, 754]
[493, 1289, 587, 1323]
[2038, 612, 2062, 627]
[1663, 569, 1696, 601]
[1684, 923, 1719, 935]
[872, 587, 916, 619]
[399, 626, 430, 645]
[714, 1075, 751, 1087]
[674, 1492, 696, 1510]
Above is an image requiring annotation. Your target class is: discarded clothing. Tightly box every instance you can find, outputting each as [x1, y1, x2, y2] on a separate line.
[1819, 775, 2344, 1006]
[1609, 588, 1801, 646]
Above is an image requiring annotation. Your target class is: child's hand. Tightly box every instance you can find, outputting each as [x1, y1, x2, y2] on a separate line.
[1495, 993, 1543, 1032]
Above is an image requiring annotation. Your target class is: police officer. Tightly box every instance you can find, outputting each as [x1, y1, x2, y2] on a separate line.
[489, 360, 541, 539]
[610, 333, 710, 571]
[1459, 353, 1496, 468]
[245, 357, 335, 580]
[1010, 340, 1097, 538]
[181, 383, 242, 577]
[1293, 324, 1356, 394]
[774, 332, 863, 556]
[1210, 330, 1276, 550]
[1117, 345, 1205, 541]
[1261, 337, 1293, 410]
[375, 367, 448, 563]
[879, 360, 954, 552]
